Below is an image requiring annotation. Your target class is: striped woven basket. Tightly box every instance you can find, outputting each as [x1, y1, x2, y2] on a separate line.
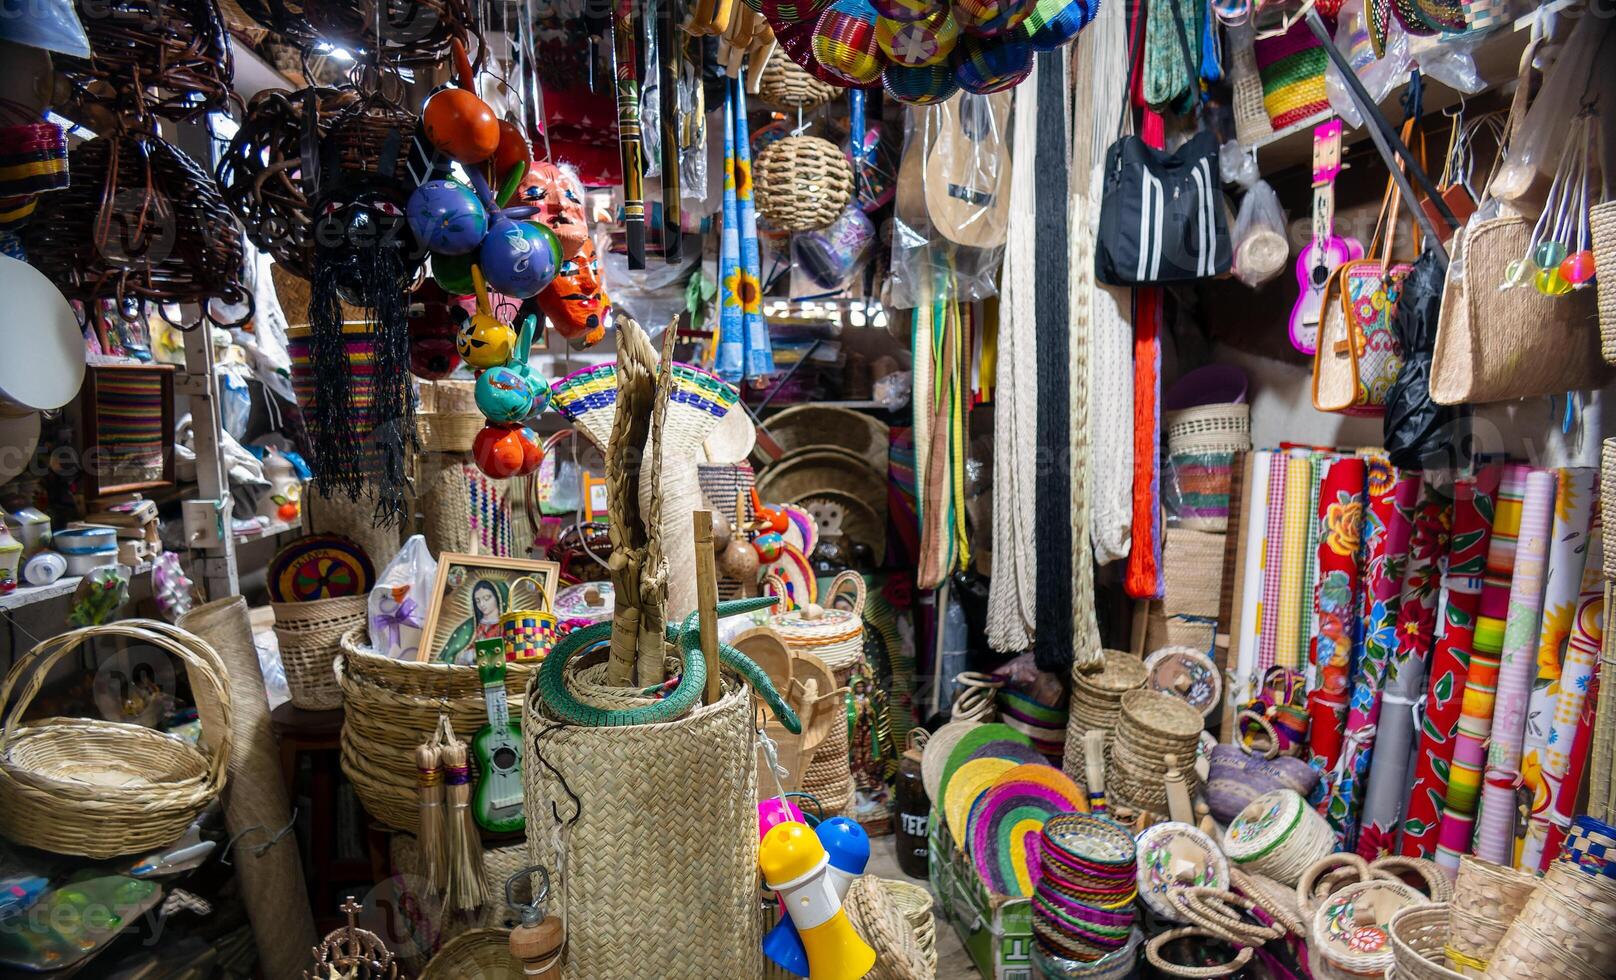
[769, 570, 868, 683]
[1252, 20, 1328, 131]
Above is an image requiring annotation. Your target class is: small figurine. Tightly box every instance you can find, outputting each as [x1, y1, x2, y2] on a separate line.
[304, 898, 398, 980]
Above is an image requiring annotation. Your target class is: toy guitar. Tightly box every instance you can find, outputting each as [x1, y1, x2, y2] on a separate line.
[472, 638, 525, 834]
[1288, 119, 1363, 355]
[924, 92, 1013, 250]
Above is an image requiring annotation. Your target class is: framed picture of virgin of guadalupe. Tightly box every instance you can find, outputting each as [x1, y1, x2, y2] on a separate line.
[416, 553, 560, 664]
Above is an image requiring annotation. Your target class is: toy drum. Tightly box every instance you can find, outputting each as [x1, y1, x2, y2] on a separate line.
[500, 576, 556, 662]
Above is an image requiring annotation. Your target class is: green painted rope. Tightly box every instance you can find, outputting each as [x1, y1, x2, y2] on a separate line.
[536, 596, 802, 733]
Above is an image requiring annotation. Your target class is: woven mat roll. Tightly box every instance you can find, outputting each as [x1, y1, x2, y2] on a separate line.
[304, 481, 402, 571]
[179, 597, 315, 980]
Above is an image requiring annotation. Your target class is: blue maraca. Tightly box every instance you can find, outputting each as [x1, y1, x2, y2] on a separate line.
[407, 179, 488, 255]
[479, 217, 561, 299]
[474, 315, 552, 423]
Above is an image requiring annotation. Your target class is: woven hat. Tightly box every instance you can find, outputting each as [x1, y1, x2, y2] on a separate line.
[876, 8, 960, 66]
[883, 61, 961, 104]
[702, 403, 757, 464]
[953, 0, 1034, 37]
[1018, 0, 1091, 49]
[813, 0, 888, 86]
[955, 36, 1033, 94]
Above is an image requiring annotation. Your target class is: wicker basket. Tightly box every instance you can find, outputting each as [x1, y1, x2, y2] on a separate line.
[1066, 650, 1148, 779]
[522, 659, 762, 978]
[335, 628, 537, 832]
[273, 596, 367, 710]
[1228, 21, 1276, 146]
[416, 412, 484, 453]
[757, 54, 843, 110]
[1482, 860, 1616, 980]
[1593, 201, 1615, 365]
[753, 135, 856, 232]
[1389, 904, 1467, 980]
[769, 570, 867, 682]
[1448, 856, 1537, 975]
[1164, 403, 1252, 454]
[391, 832, 532, 947]
[419, 928, 521, 980]
[801, 690, 854, 814]
[0, 621, 232, 858]
[846, 875, 930, 980]
[883, 879, 936, 975]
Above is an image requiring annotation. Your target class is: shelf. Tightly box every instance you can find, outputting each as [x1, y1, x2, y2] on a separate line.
[0, 562, 152, 612]
[1244, 25, 1534, 173]
[234, 518, 301, 543]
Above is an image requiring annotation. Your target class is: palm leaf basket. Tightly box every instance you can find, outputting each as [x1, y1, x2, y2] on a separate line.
[0, 621, 233, 858]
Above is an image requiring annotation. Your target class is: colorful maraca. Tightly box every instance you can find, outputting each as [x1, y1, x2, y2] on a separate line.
[407, 178, 488, 255]
[453, 265, 518, 369]
[474, 423, 543, 479]
[422, 39, 501, 164]
[480, 217, 560, 298]
[474, 315, 552, 423]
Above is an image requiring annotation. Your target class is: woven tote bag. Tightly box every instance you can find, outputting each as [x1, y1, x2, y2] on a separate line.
[1429, 213, 1607, 404]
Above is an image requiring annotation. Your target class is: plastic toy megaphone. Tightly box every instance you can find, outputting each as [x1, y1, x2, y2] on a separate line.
[762, 816, 871, 976]
[759, 820, 875, 980]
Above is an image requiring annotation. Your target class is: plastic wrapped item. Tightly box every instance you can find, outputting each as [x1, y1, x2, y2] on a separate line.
[1221, 139, 1261, 189]
[1407, 31, 1485, 97]
[366, 535, 438, 660]
[1493, 13, 1615, 204]
[1231, 179, 1289, 287]
[1326, 0, 1408, 131]
[0, 0, 90, 57]
[792, 205, 875, 296]
[886, 101, 1007, 310]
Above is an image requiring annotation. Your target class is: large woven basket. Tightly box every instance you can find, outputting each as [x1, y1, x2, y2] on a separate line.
[273, 596, 366, 710]
[1593, 200, 1615, 365]
[769, 570, 868, 682]
[522, 660, 762, 978]
[1448, 856, 1537, 975]
[0, 620, 232, 858]
[418, 928, 521, 980]
[1482, 860, 1616, 980]
[1389, 904, 1466, 980]
[800, 691, 854, 814]
[335, 628, 536, 831]
[390, 833, 532, 946]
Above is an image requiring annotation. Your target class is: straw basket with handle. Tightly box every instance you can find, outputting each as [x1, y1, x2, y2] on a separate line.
[499, 575, 557, 662]
[769, 570, 868, 684]
[273, 594, 367, 710]
[0, 620, 232, 858]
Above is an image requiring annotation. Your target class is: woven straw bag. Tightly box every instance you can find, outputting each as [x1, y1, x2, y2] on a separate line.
[273, 595, 366, 710]
[753, 135, 855, 232]
[1595, 200, 1616, 364]
[335, 629, 537, 831]
[769, 570, 868, 683]
[0, 620, 232, 858]
[1482, 860, 1616, 980]
[1389, 904, 1467, 980]
[800, 692, 854, 814]
[391, 833, 533, 947]
[1447, 856, 1536, 975]
[1227, 22, 1275, 146]
[418, 928, 521, 979]
[523, 663, 762, 978]
[1430, 212, 1608, 404]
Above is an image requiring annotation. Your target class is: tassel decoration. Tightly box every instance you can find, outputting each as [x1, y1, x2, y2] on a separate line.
[441, 731, 487, 913]
[413, 738, 447, 897]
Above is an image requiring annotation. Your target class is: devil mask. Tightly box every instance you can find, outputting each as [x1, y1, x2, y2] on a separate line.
[535, 236, 609, 349]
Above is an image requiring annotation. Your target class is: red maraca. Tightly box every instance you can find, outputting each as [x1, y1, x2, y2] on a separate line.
[423, 39, 500, 164]
[474, 422, 528, 478]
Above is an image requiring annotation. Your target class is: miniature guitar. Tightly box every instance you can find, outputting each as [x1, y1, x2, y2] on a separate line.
[1288, 119, 1364, 355]
[472, 638, 525, 834]
[924, 92, 1014, 249]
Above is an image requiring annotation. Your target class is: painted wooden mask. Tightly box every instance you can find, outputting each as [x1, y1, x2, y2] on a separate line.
[514, 161, 588, 261]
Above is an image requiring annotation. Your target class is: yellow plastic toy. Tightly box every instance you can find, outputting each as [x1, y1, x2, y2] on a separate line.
[758, 822, 876, 980]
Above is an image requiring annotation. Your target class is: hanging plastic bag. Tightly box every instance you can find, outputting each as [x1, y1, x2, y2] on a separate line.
[367, 535, 438, 660]
[1220, 139, 1261, 189]
[1326, 0, 1408, 131]
[1231, 179, 1290, 287]
[792, 205, 875, 296]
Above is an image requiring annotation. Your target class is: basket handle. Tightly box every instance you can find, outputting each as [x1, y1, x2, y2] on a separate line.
[508, 575, 553, 612]
[763, 572, 792, 612]
[826, 571, 866, 617]
[0, 620, 234, 788]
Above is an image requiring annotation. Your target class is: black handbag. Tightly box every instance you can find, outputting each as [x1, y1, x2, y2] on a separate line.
[1094, 128, 1232, 286]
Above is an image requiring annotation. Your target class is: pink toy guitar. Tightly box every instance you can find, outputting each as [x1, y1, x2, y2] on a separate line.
[1289, 119, 1364, 356]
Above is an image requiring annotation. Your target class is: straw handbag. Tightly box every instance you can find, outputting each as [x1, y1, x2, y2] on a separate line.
[0, 620, 232, 858]
[273, 595, 366, 710]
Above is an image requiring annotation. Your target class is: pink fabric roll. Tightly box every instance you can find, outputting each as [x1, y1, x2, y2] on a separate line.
[1474, 468, 1556, 865]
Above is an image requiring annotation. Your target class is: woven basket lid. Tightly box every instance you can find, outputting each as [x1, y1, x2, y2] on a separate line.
[758, 447, 886, 510]
[1144, 647, 1222, 718]
[1119, 689, 1205, 741]
[1311, 878, 1425, 973]
[1223, 789, 1305, 863]
[769, 600, 860, 642]
[1074, 650, 1150, 695]
[757, 403, 891, 471]
[1043, 813, 1136, 868]
[1135, 822, 1228, 922]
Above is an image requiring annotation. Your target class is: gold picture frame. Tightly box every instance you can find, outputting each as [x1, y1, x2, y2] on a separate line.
[415, 553, 561, 664]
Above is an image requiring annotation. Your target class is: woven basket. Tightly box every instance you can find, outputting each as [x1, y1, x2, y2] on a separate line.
[1389, 904, 1467, 980]
[754, 136, 856, 232]
[846, 875, 931, 980]
[769, 570, 867, 682]
[1066, 650, 1148, 779]
[273, 596, 366, 710]
[1161, 529, 1225, 618]
[1228, 21, 1276, 146]
[883, 879, 936, 975]
[335, 629, 536, 832]
[1310, 878, 1425, 978]
[419, 928, 520, 979]
[1590, 201, 1615, 365]
[801, 691, 854, 814]
[0, 621, 232, 858]
[523, 661, 762, 978]
[1165, 403, 1252, 454]
[416, 412, 484, 453]
[302, 484, 403, 572]
[1447, 856, 1537, 975]
[1482, 860, 1616, 980]
[757, 55, 842, 109]
[390, 833, 532, 941]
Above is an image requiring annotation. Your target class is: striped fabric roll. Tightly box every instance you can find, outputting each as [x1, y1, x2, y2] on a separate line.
[1299, 451, 1323, 655]
[1476, 469, 1557, 864]
[1306, 451, 1364, 769]
[1251, 21, 1328, 130]
[1274, 450, 1314, 671]
[1435, 464, 1530, 872]
[1256, 452, 1290, 675]
[1233, 450, 1273, 704]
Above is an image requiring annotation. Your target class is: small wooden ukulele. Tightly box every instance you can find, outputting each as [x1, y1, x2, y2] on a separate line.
[923, 92, 1013, 249]
[1288, 119, 1364, 355]
[471, 637, 525, 834]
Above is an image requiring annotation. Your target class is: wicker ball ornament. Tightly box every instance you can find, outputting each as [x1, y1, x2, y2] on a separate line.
[876, 8, 960, 66]
[813, 0, 889, 86]
[757, 55, 844, 110]
[882, 61, 961, 104]
[955, 36, 1033, 93]
[753, 135, 856, 232]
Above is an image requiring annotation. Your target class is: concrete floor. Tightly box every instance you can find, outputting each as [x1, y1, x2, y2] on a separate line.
[865, 833, 978, 980]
